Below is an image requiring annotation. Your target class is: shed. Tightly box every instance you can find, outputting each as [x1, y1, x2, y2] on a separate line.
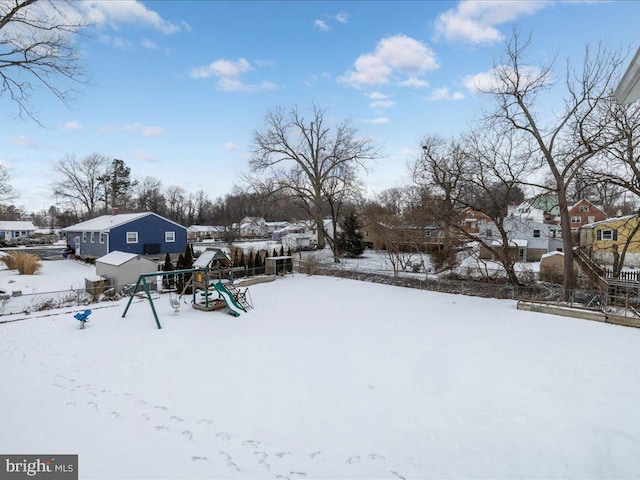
[265, 255, 293, 275]
[95, 251, 159, 291]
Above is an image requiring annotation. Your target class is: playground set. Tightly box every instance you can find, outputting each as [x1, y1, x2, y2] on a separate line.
[121, 266, 253, 329]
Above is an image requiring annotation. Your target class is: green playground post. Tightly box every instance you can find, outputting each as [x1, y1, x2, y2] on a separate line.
[122, 268, 197, 329]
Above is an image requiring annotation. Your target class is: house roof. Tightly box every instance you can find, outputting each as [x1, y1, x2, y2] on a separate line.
[62, 212, 185, 233]
[96, 251, 153, 267]
[0, 221, 35, 231]
[582, 214, 637, 228]
[491, 239, 528, 247]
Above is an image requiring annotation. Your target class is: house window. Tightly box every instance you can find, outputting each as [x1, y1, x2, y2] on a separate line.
[99, 233, 106, 244]
[588, 216, 595, 223]
[579, 205, 590, 212]
[571, 216, 581, 224]
[165, 231, 175, 243]
[126, 232, 138, 244]
[82, 232, 87, 242]
[598, 229, 618, 241]
[485, 229, 493, 238]
[533, 229, 541, 238]
[90, 232, 95, 243]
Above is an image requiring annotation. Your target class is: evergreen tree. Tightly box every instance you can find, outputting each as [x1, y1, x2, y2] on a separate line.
[247, 251, 255, 275]
[337, 212, 365, 258]
[273, 248, 278, 257]
[254, 251, 263, 275]
[183, 243, 194, 268]
[279, 245, 285, 256]
[162, 253, 174, 289]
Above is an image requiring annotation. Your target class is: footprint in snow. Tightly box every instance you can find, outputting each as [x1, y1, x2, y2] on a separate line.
[110, 411, 121, 418]
[216, 432, 231, 441]
[191, 456, 208, 462]
[346, 456, 361, 464]
[368, 453, 386, 461]
[197, 419, 214, 425]
[153, 405, 168, 411]
[182, 430, 194, 441]
[170, 415, 184, 422]
[253, 452, 268, 459]
[258, 459, 270, 471]
[154, 425, 169, 432]
[308, 451, 321, 459]
[290, 472, 307, 479]
[390, 471, 406, 480]
[275, 452, 292, 458]
[138, 413, 150, 421]
[241, 440, 261, 448]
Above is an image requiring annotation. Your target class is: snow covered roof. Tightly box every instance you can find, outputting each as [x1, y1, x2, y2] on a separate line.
[193, 249, 230, 268]
[62, 212, 185, 232]
[582, 214, 637, 228]
[541, 251, 564, 260]
[96, 251, 146, 266]
[491, 239, 528, 247]
[0, 221, 35, 231]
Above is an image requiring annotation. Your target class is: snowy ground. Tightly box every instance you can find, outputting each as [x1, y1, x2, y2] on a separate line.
[2, 264, 640, 479]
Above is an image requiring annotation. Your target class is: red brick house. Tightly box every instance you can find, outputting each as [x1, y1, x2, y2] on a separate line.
[568, 199, 607, 231]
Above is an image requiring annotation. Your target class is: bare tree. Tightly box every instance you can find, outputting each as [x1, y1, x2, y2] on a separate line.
[0, 164, 15, 203]
[481, 32, 624, 294]
[51, 153, 109, 217]
[134, 176, 165, 214]
[0, 0, 89, 121]
[414, 131, 534, 286]
[249, 104, 381, 249]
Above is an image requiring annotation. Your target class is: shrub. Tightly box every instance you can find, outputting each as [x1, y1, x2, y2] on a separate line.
[0, 251, 42, 275]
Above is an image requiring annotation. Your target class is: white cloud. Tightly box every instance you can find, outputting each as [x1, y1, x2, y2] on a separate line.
[370, 99, 396, 109]
[141, 38, 158, 49]
[314, 19, 331, 32]
[130, 149, 156, 163]
[189, 57, 276, 92]
[340, 35, 438, 88]
[463, 65, 545, 94]
[434, 1, 549, 45]
[223, 142, 237, 151]
[60, 121, 83, 132]
[367, 91, 388, 100]
[398, 77, 429, 88]
[335, 12, 348, 24]
[363, 117, 390, 124]
[100, 122, 163, 137]
[427, 87, 465, 101]
[6, 136, 44, 149]
[79, 1, 184, 34]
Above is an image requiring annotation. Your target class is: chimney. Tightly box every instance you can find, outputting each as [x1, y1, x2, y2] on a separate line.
[112, 207, 119, 215]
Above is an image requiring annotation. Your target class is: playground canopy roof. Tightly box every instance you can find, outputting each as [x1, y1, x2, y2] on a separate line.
[193, 249, 231, 269]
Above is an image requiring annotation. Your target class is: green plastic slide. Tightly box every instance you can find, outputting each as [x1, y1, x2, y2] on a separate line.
[213, 281, 245, 316]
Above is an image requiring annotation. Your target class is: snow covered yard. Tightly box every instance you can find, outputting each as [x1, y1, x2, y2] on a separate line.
[2, 274, 640, 479]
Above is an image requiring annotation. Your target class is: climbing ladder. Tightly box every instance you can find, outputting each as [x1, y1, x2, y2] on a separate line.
[225, 283, 254, 311]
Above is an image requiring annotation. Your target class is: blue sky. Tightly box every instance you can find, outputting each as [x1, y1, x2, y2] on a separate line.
[2, 0, 640, 214]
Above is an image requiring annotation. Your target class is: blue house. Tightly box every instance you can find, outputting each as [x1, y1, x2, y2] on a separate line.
[62, 212, 187, 258]
[0, 221, 36, 240]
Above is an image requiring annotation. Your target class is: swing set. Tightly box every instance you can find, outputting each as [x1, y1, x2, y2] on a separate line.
[121, 268, 252, 329]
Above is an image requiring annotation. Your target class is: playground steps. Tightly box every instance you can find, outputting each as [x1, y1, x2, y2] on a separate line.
[224, 283, 253, 310]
